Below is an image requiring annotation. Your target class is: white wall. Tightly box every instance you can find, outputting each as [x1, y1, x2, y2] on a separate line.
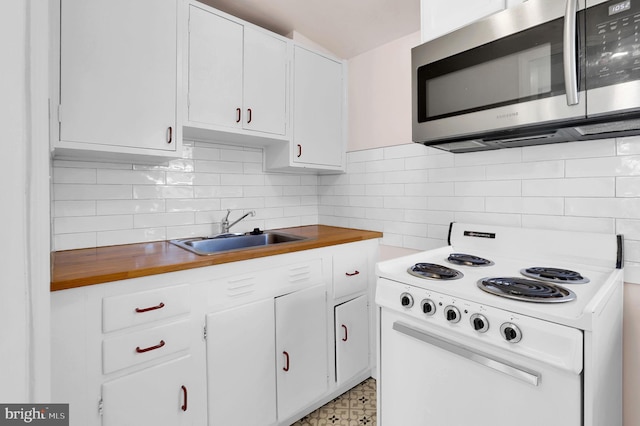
[0, 0, 29, 402]
[347, 31, 420, 151]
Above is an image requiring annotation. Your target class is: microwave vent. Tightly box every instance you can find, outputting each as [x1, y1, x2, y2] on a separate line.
[575, 119, 640, 136]
[436, 140, 488, 152]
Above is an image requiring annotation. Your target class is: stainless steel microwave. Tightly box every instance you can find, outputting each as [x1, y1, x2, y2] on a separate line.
[412, 0, 640, 152]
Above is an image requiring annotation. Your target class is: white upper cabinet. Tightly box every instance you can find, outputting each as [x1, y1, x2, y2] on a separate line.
[55, 0, 181, 160]
[292, 46, 344, 169]
[420, 0, 506, 42]
[185, 4, 288, 141]
[265, 45, 346, 172]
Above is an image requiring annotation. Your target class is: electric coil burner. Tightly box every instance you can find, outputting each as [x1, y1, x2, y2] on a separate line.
[477, 277, 577, 303]
[407, 263, 463, 280]
[520, 267, 590, 284]
[447, 252, 494, 266]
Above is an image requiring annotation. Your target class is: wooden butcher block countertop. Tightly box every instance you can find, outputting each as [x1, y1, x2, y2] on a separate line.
[51, 225, 383, 291]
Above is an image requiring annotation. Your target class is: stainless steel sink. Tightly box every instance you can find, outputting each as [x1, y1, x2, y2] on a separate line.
[169, 231, 307, 255]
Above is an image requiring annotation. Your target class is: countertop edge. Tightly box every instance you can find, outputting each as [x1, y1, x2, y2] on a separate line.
[51, 226, 383, 291]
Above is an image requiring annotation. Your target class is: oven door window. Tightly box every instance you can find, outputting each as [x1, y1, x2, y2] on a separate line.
[417, 17, 573, 123]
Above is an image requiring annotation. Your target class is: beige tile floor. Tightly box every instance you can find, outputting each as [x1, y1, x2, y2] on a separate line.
[291, 378, 376, 426]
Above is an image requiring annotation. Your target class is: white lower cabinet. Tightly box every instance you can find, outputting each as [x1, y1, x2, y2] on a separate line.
[205, 298, 277, 426]
[335, 296, 370, 385]
[52, 239, 379, 426]
[276, 284, 328, 420]
[101, 355, 194, 426]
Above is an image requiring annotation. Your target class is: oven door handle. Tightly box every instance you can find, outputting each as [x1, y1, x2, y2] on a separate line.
[392, 321, 541, 386]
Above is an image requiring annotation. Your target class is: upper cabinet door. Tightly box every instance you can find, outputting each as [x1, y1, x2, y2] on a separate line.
[59, 0, 177, 151]
[243, 27, 288, 136]
[187, 5, 243, 129]
[292, 46, 344, 168]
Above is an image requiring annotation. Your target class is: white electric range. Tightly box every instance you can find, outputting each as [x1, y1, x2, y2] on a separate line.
[375, 222, 624, 426]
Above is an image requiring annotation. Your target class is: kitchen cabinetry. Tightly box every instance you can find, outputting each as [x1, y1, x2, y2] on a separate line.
[184, 3, 288, 143]
[265, 46, 346, 172]
[276, 284, 328, 420]
[335, 296, 369, 385]
[101, 355, 193, 426]
[51, 236, 379, 426]
[206, 298, 277, 426]
[51, 278, 205, 426]
[53, 0, 182, 161]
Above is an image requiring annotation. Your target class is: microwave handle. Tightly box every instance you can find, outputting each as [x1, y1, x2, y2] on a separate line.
[564, 0, 579, 106]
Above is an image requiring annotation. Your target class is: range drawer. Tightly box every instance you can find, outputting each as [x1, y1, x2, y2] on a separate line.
[102, 319, 191, 374]
[333, 249, 368, 299]
[102, 285, 190, 333]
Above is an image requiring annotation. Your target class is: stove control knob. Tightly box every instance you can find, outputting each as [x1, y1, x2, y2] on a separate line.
[400, 292, 414, 308]
[420, 299, 436, 316]
[500, 323, 522, 343]
[470, 313, 489, 333]
[444, 305, 461, 323]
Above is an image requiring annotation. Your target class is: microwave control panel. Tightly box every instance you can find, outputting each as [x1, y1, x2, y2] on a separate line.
[586, 0, 640, 88]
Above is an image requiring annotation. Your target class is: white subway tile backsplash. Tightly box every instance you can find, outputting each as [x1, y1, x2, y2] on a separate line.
[522, 177, 614, 197]
[486, 160, 564, 180]
[54, 184, 132, 201]
[97, 200, 164, 215]
[97, 169, 165, 185]
[55, 215, 133, 234]
[53, 168, 97, 184]
[616, 177, 640, 197]
[617, 136, 640, 155]
[133, 185, 194, 200]
[53, 135, 640, 279]
[566, 155, 640, 177]
[522, 215, 615, 234]
[455, 180, 521, 197]
[97, 227, 166, 247]
[522, 139, 616, 162]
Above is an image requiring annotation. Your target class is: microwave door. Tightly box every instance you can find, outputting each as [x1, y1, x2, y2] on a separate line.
[413, 0, 587, 143]
[584, 0, 640, 118]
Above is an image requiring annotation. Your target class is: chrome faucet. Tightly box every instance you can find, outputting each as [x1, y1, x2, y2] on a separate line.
[221, 209, 256, 234]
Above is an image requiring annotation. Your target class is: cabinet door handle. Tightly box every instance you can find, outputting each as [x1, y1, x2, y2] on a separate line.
[283, 351, 290, 372]
[341, 324, 348, 342]
[247, 108, 252, 124]
[134, 302, 165, 313]
[167, 127, 173, 144]
[135, 340, 165, 353]
[345, 270, 360, 277]
[181, 385, 188, 412]
[297, 144, 302, 158]
[236, 108, 241, 123]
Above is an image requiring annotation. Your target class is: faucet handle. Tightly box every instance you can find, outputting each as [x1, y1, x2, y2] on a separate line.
[223, 209, 231, 221]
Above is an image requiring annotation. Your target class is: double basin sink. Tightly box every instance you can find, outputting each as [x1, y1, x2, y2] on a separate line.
[170, 231, 307, 255]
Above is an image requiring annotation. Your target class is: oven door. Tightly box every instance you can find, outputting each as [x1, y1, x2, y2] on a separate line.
[378, 309, 582, 426]
[412, 0, 587, 144]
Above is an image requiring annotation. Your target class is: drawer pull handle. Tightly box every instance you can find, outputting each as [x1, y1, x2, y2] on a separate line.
[236, 108, 241, 123]
[135, 302, 165, 313]
[345, 271, 360, 277]
[341, 324, 348, 342]
[135, 340, 165, 354]
[297, 144, 302, 158]
[167, 126, 173, 144]
[283, 351, 290, 372]
[181, 385, 188, 412]
[247, 108, 252, 123]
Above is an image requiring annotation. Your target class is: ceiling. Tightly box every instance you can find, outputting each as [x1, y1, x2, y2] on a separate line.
[199, 0, 421, 59]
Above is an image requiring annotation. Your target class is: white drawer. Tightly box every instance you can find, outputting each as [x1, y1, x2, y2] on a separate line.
[103, 285, 190, 333]
[333, 250, 368, 299]
[102, 319, 191, 374]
